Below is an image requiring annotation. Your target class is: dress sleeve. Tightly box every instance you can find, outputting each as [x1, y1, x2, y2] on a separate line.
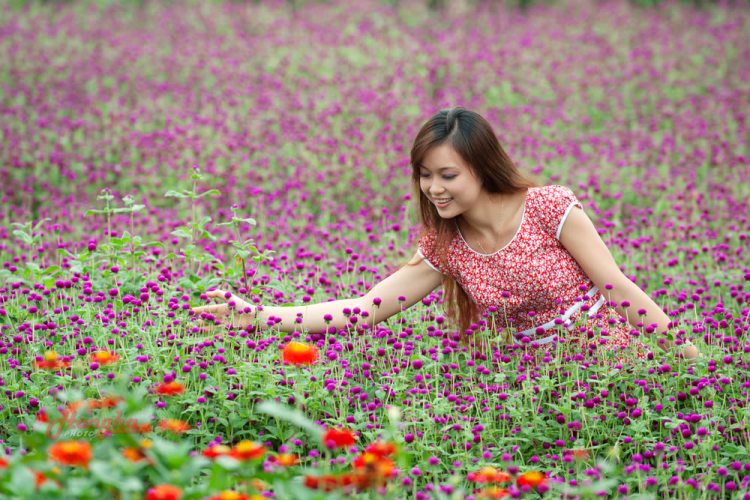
[417, 227, 448, 276]
[537, 185, 584, 240]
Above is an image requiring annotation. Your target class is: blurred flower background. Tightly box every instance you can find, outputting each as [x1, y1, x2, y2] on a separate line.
[0, 0, 749, 498]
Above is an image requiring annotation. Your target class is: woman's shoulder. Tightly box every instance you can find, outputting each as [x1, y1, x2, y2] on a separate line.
[527, 185, 578, 210]
[530, 184, 577, 200]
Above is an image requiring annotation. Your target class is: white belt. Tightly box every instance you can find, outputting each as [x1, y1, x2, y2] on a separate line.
[512, 285, 605, 345]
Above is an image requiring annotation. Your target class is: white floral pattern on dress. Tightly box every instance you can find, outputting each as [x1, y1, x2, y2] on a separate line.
[418, 185, 649, 364]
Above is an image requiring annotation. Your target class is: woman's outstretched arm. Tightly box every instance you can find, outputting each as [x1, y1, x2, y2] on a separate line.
[190, 251, 445, 335]
[559, 206, 700, 359]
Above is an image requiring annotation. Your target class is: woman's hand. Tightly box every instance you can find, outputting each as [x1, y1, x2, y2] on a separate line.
[190, 289, 256, 333]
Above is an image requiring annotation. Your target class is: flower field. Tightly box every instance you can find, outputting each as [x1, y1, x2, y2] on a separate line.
[1, 0, 750, 498]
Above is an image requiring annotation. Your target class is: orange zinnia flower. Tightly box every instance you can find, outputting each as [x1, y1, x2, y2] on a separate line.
[48, 441, 92, 468]
[353, 453, 398, 482]
[202, 444, 232, 459]
[158, 419, 191, 434]
[282, 341, 319, 365]
[208, 491, 252, 500]
[516, 471, 547, 489]
[303, 473, 366, 492]
[30, 468, 61, 490]
[322, 427, 357, 448]
[121, 445, 154, 465]
[90, 350, 120, 365]
[272, 453, 299, 466]
[249, 479, 267, 492]
[468, 467, 511, 484]
[154, 381, 186, 396]
[89, 396, 122, 409]
[34, 351, 70, 370]
[145, 484, 183, 500]
[0, 456, 8, 469]
[365, 441, 397, 458]
[137, 422, 153, 433]
[478, 486, 510, 499]
[32, 469, 47, 488]
[571, 448, 589, 461]
[230, 441, 266, 461]
[62, 400, 90, 417]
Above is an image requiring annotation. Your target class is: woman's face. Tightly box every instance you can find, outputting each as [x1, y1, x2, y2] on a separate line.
[419, 143, 484, 217]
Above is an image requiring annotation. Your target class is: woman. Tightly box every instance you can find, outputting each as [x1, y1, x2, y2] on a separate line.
[191, 107, 700, 364]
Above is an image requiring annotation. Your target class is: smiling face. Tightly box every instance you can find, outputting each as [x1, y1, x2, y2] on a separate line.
[419, 143, 485, 217]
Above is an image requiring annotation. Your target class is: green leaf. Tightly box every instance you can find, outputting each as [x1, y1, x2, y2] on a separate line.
[198, 230, 217, 242]
[8, 466, 35, 497]
[197, 189, 221, 198]
[41, 265, 61, 276]
[90, 460, 122, 485]
[190, 216, 212, 231]
[32, 218, 51, 231]
[84, 209, 104, 216]
[264, 279, 287, 294]
[256, 401, 323, 441]
[12, 230, 32, 245]
[164, 190, 187, 198]
[171, 228, 192, 239]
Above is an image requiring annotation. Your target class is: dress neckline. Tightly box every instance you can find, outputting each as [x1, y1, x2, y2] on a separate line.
[454, 188, 531, 257]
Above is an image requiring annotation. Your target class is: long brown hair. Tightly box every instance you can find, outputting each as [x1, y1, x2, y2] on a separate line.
[405, 107, 539, 347]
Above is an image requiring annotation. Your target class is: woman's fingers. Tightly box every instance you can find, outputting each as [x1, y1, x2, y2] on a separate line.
[191, 290, 232, 315]
[191, 303, 229, 315]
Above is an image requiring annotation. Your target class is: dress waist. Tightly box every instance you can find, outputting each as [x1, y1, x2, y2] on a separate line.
[512, 284, 605, 345]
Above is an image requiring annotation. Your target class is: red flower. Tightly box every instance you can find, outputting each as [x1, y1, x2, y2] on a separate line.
[34, 351, 69, 370]
[229, 441, 266, 461]
[365, 441, 397, 458]
[516, 471, 547, 489]
[48, 441, 92, 468]
[202, 444, 232, 459]
[478, 486, 510, 499]
[304, 473, 369, 492]
[467, 467, 511, 484]
[90, 350, 119, 365]
[158, 419, 191, 434]
[89, 396, 122, 409]
[272, 453, 299, 466]
[282, 341, 319, 365]
[154, 381, 185, 396]
[322, 427, 357, 448]
[145, 484, 182, 500]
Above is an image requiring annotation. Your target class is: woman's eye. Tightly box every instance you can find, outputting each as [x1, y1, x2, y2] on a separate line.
[420, 174, 455, 179]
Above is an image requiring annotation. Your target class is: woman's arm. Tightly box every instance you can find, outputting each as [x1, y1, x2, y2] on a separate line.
[190, 251, 445, 335]
[558, 207, 699, 359]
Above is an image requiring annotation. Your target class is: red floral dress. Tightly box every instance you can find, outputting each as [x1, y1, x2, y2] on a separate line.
[417, 185, 650, 366]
